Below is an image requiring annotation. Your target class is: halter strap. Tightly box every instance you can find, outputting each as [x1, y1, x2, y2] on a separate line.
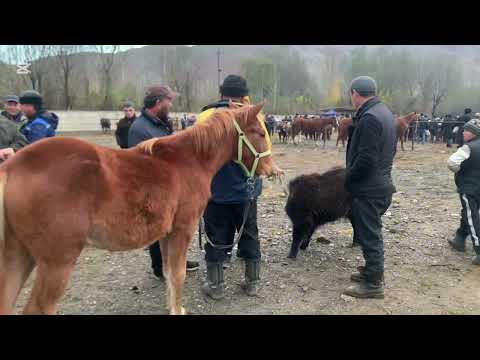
[232, 117, 272, 178]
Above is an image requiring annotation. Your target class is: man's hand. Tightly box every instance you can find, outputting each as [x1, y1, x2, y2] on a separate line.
[0, 148, 15, 161]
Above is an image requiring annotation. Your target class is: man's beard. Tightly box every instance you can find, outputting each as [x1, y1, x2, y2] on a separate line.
[157, 108, 169, 122]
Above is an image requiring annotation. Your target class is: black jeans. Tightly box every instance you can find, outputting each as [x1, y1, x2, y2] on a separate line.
[350, 196, 392, 276]
[203, 200, 260, 263]
[458, 194, 480, 254]
[149, 241, 162, 272]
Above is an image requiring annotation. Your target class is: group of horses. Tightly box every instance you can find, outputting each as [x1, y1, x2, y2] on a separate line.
[276, 112, 420, 151]
[277, 115, 339, 147]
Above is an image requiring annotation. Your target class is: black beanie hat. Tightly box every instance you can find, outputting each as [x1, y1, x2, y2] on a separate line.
[220, 75, 249, 97]
[19, 90, 43, 108]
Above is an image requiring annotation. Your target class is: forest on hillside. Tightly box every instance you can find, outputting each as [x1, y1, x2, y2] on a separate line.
[1, 45, 479, 116]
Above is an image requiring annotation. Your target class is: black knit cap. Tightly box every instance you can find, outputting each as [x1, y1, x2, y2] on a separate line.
[220, 75, 249, 97]
[19, 90, 43, 107]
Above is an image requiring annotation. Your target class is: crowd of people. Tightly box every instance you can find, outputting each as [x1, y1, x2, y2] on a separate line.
[410, 109, 479, 147]
[1, 73, 479, 304]
[0, 91, 59, 162]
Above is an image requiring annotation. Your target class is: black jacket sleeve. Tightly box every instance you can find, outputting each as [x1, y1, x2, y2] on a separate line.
[346, 114, 382, 184]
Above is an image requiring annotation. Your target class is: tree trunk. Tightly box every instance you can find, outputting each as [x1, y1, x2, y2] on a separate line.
[64, 71, 70, 110]
[103, 73, 112, 110]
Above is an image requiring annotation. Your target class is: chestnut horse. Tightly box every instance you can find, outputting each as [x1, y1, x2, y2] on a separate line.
[0, 102, 279, 315]
[395, 112, 419, 151]
[336, 113, 419, 151]
[336, 116, 353, 147]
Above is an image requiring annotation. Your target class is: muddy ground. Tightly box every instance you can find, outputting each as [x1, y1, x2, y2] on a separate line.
[14, 133, 480, 314]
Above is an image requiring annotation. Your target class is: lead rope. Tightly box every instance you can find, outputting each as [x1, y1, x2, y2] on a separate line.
[199, 177, 255, 250]
[198, 110, 271, 251]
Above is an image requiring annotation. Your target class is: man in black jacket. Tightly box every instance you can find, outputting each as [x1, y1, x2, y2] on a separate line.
[343, 76, 397, 299]
[128, 86, 199, 279]
[115, 101, 137, 149]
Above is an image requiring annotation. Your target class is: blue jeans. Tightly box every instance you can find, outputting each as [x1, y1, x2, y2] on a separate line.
[417, 129, 426, 144]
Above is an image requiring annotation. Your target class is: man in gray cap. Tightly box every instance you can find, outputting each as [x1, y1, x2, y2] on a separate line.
[343, 76, 397, 299]
[447, 118, 480, 265]
[1, 95, 26, 125]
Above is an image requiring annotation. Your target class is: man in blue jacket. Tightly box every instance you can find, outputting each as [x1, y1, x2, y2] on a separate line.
[200, 75, 265, 300]
[128, 85, 200, 280]
[19, 90, 58, 144]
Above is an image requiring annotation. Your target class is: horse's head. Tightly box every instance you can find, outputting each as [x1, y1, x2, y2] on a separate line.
[231, 102, 282, 178]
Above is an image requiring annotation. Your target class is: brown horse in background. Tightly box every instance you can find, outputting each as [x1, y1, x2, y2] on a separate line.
[336, 113, 419, 151]
[291, 116, 304, 144]
[396, 112, 419, 151]
[336, 116, 353, 147]
[0, 102, 280, 315]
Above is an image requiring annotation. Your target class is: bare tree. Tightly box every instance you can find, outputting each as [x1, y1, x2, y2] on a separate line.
[52, 45, 82, 110]
[95, 45, 120, 110]
[0, 46, 29, 93]
[21, 45, 54, 93]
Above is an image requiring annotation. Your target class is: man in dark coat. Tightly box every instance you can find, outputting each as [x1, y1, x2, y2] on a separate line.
[128, 86, 200, 280]
[115, 101, 137, 149]
[343, 76, 397, 299]
[0, 115, 28, 162]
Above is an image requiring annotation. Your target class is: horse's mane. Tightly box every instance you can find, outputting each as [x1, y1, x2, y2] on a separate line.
[398, 112, 417, 123]
[137, 107, 238, 156]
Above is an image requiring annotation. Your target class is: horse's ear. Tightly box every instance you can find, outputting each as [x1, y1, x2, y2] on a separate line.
[249, 101, 265, 119]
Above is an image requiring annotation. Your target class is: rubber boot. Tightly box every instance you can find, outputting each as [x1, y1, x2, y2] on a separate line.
[343, 271, 384, 299]
[201, 262, 225, 300]
[448, 232, 467, 252]
[350, 266, 366, 283]
[241, 260, 260, 297]
[473, 247, 480, 266]
[472, 255, 480, 266]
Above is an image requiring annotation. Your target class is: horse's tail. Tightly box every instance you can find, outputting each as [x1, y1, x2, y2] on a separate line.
[0, 171, 7, 266]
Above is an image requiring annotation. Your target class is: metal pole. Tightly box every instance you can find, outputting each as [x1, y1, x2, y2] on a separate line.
[217, 48, 222, 95]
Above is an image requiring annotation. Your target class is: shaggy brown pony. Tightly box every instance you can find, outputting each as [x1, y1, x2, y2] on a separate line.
[0, 102, 280, 315]
[285, 167, 351, 259]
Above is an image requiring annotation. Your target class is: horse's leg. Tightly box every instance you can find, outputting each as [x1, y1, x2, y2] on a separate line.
[23, 258, 78, 315]
[0, 239, 35, 315]
[165, 230, 192, 315]
[159, 238, 170, 310]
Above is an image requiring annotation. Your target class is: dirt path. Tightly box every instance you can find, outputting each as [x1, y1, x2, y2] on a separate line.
[14, 135, 480, 314]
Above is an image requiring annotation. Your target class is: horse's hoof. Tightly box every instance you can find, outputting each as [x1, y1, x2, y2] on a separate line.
[169, 306, 187, 315]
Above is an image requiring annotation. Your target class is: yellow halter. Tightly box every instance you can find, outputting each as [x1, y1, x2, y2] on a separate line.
[231, 117, 272, 178]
